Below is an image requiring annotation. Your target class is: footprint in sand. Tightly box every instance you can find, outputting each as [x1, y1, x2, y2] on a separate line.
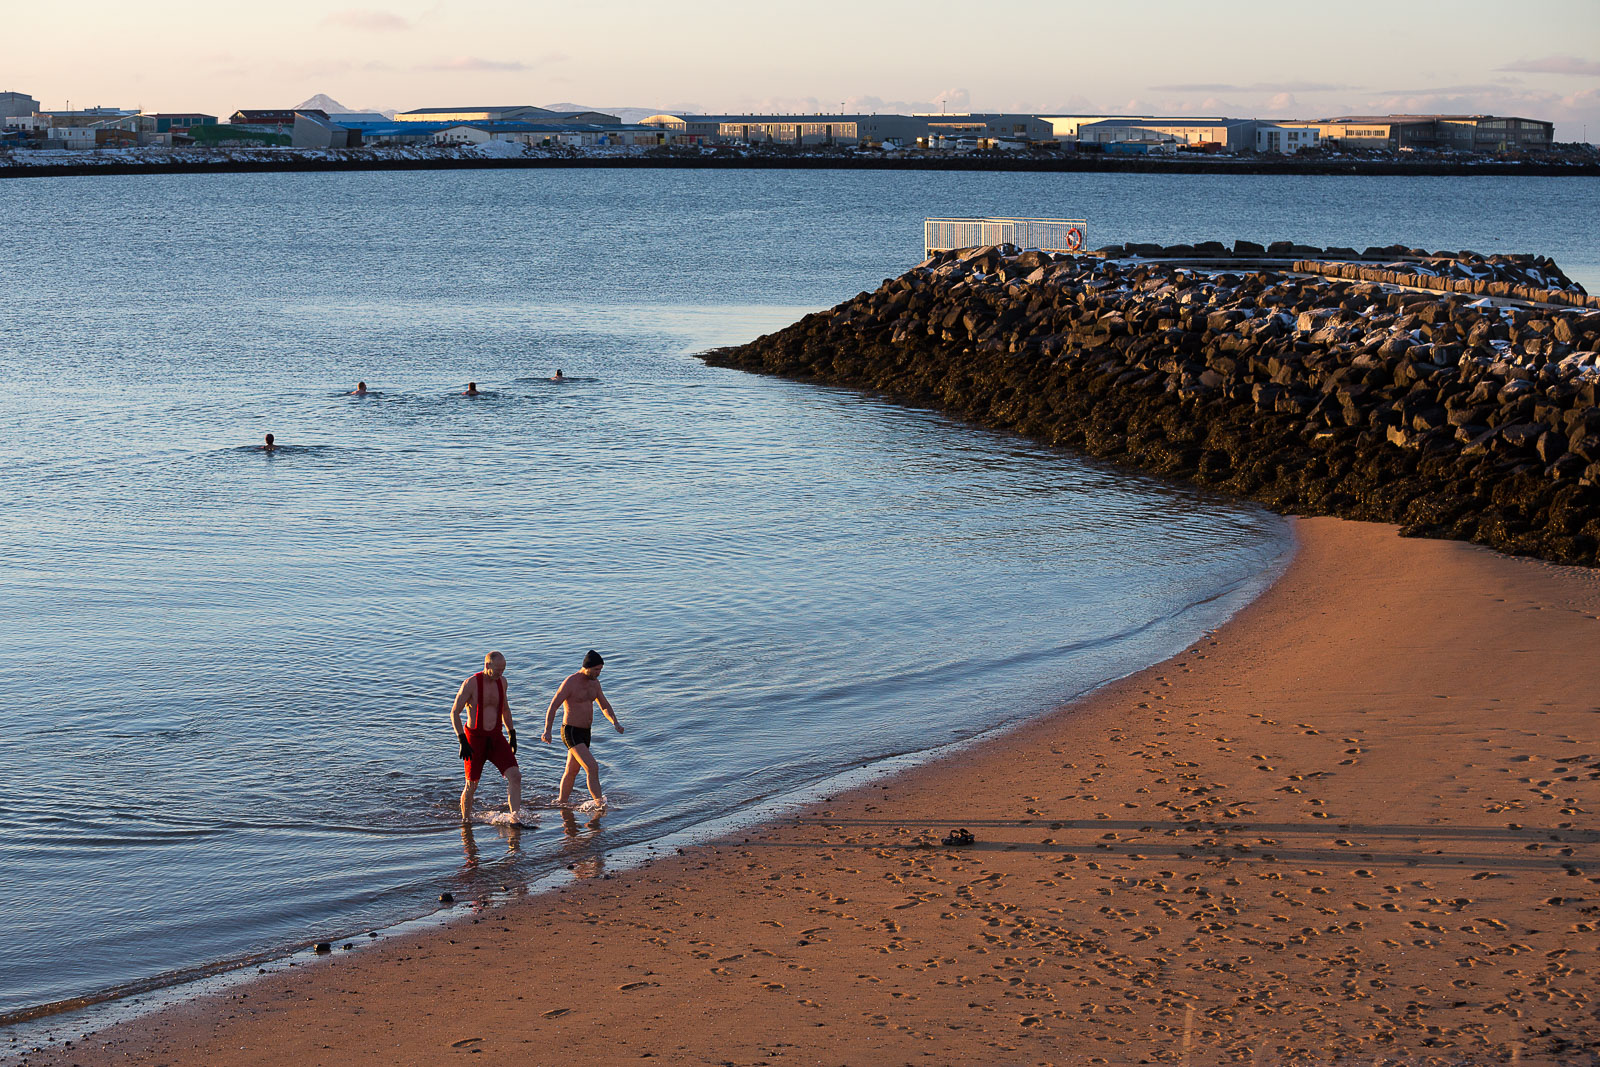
[763, 982, 786, 991]
[617, 981, 658, 991]
[451, 1038, 483, 1047]
[541, 1008, 570, 1019]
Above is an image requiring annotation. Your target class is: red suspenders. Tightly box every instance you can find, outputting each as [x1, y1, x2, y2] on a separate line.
[471, 671, 506, 731]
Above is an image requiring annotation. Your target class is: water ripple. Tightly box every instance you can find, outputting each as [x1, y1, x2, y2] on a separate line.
[0, 168, 1354, 1024]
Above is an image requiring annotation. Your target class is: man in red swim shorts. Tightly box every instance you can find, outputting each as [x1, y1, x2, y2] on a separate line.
[450, 650, 522, 822]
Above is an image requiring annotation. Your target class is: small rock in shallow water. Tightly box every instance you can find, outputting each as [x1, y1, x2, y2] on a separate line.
[439, 892, 454, 903]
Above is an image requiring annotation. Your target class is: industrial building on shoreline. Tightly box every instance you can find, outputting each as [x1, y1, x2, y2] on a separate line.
[0, 89, 1562, 156]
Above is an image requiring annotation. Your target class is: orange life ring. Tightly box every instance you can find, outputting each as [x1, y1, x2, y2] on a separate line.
[1063, 227, 1084, 252]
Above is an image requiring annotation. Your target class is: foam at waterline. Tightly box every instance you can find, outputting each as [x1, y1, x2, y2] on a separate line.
[477, 809, 540, 827]
[547, 795, 609, 814]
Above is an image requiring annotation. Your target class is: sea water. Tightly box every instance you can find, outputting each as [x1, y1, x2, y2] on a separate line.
[0, 167, 1593, 1021]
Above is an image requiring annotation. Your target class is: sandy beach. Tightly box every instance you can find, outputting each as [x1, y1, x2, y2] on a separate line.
[25, 517, 1599, 1066]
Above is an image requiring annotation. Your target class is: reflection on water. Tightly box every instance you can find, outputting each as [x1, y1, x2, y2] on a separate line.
[458, 824, 524, 880]
[41, 166, 1591, 1021]
[558, 812, 610, 882]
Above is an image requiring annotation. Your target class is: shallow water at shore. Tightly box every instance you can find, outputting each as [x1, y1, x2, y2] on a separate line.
[0, 167, 1591, 1021]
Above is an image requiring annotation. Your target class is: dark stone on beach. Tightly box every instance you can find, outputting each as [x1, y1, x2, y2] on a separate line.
[439, 892, 455, 903]
[314, 941, 331, 954]
[1500, 424, 1543, 451]
[1537, 431, 1570, 464]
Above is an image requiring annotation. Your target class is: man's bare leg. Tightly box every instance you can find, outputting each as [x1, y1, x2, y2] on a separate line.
[460, 778, 478, 822]
[571, 743, 603, 805]
[557, 751, 580, 806]
[505, 767, 523, 815]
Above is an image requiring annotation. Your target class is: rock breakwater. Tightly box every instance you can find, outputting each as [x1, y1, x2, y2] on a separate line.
[703, 243, 1600, 565]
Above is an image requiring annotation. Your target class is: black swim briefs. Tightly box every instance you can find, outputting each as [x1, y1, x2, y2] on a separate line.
[561, 725, 592, 749]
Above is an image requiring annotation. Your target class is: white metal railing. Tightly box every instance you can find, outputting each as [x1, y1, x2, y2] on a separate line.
[925, 217, 1089, 256]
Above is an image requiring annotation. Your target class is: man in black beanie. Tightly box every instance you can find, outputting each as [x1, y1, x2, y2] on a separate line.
[541, 649, 623, 807]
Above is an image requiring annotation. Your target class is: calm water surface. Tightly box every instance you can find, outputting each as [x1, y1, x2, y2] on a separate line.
[1, 168, 1593, 1020]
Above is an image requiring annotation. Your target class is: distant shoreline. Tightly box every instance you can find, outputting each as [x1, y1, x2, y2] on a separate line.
[3, 152, 1598, 180]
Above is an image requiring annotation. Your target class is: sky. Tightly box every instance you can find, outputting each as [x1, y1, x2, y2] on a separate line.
[5, 0, 1598, 141]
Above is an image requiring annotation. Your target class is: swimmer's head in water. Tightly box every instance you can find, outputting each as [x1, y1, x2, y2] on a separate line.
[356, 381, 366, 392]
[554, 369, 564, 378]
[264, 433, 275, 446]
[484, 650, 505, 677]
[582, 649, 603, 673]
[465, 381, 479, 395]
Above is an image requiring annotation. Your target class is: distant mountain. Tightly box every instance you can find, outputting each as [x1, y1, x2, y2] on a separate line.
[295, 93, 397, 119]
[296, 93, 348, 113]
[542, 102, 664, 123]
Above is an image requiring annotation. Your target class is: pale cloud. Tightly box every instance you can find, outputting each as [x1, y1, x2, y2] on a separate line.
[1151, 81, 1352, 93]
[323, 9, 410, 32]
[851, 87, 972, 114]
[1150, 95, 1242, 116]
[1029, 95, 1100, 114]
[1372, 83, 1511, 96]
[1498, 55, 1600, 77]
[738, 87, 973, 115]
[1356, 84, 1600, 141]
[421, 54, 565, 73]
[286, 58, 396, 78]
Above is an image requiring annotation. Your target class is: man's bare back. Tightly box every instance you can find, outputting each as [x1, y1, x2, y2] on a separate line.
[458, 674, 507, 730]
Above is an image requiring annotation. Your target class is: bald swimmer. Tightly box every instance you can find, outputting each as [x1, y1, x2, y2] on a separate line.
[451, 651, 522, 822]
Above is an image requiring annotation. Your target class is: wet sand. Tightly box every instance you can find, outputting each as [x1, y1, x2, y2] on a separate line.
[26, 518, 1600, 1066]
